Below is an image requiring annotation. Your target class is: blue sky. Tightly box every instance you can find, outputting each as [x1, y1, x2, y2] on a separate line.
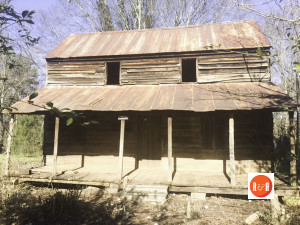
[12, 0, 56, 11]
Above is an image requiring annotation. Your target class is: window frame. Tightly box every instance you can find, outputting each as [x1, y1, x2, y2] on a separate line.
[105, 61, 121, 85]
[180, 57, 198, 83]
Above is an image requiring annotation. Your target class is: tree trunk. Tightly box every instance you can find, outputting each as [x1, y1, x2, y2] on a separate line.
[289, 111, 297, 186]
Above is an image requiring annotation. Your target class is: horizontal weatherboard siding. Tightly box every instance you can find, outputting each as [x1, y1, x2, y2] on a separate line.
[197, 50, 270, 83]
[47, 61, 106, 86]
[120, 58, 181, 84]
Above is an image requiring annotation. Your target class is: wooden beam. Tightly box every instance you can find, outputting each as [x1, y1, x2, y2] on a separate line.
[169, 186, 300, 197]
[229, 113, 236, 186]
[118, 116, 128, 181]
[52, 117, 60, 176]
[5, 116, 15, 176]
[289, 111, 297, 186]
[19, 178, 111, 188]
[168, 117, 173, 182]
[169, 186, 248, 195]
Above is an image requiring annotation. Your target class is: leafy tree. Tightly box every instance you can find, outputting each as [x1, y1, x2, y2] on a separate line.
[0, 0, 39, 55]
[11, 114, 43, 156]
[0, 0, 39, 152]
[0, 54, 39, 153]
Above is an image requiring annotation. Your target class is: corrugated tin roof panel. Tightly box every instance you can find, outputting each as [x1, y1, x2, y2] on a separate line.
[9, 83, 296, 114]
[45, 20, 271, 59]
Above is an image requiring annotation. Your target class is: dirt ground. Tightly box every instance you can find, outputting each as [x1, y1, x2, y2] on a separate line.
[0, 181, 299, 225]
[129, 194, 299, 225]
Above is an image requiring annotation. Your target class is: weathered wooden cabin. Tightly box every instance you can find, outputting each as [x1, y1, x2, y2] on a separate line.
[8, 20, 298, 196]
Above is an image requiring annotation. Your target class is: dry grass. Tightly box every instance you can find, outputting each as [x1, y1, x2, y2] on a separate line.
[259, 205, 300, 225]
[0, 182, 299, 225]
[0, 183, 132, 225]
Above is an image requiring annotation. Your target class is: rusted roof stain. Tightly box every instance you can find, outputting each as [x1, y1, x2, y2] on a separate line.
[10, 82, 296, 114]
[45, 20, 270, 59]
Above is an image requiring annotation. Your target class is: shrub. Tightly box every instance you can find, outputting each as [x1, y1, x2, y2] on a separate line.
[0, 185, 131, 225]
[11, 115, 44, 156]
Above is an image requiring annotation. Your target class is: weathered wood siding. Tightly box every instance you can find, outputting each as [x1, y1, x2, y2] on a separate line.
[197, 50, 270, 83]
[46, 49, 270, 86]
[162, 113, 227, 159]
[47, 61, 106, 86]
[43, 112, 137, 170]
[44, 111, 273, 174]
[161, 111, 273, 173]
[43, 114, 54, 156]
[44, 113, 137, 152]
[120, 58, 181, 84]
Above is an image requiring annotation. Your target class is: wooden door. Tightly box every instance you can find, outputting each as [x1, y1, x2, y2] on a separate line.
[137, 115, 161, 167]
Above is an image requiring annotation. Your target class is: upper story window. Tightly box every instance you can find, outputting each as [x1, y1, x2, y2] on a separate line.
[106, 62, 120, 85]
[182, 58, 197, 82]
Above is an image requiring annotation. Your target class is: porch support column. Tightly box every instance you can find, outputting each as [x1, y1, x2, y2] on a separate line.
[289, 111, 297, 186]
[118, 116, 128, 181]
[229, 113, 236, 186]
[52, 117, 60, 176]
[5, 115, 15, 176]
[168, 117, 173, 182]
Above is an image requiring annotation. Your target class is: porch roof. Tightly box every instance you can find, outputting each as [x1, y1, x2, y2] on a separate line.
[9, 82, 297, 114]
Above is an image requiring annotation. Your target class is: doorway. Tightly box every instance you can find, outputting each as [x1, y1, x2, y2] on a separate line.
[137, 115, 162, 167]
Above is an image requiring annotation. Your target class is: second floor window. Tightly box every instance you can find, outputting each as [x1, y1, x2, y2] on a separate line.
[182, 58, 197, 82]
[106, 62, 120, 85]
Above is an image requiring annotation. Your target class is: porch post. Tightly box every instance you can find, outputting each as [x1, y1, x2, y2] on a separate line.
[118, 116, 128, 181]
[289, 111, 297, 186]
[52, 117, 60, 176]
[229, 113, 236, 186]
[4, 115, 15, 176]
[168, 117, 173, 182]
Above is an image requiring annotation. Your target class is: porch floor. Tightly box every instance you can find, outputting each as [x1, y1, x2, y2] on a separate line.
[18, 166, 291, 191]
[172, 171, 247, 188]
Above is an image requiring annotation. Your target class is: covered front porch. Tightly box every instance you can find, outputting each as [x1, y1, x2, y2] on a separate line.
[12, 109, 295, 197]
[25, 110, 275, 186]
[5, 82, 299, 194]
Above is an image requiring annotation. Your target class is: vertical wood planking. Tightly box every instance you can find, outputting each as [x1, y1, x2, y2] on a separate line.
[5, 116, 15, 176]
[119, 119, 126, 180]
[289, 111, 297, 186]
[168, 117, 173, 182]
[52, 117, 60, 176]
[211, 115, 216, 149]
[229, 113, 236, 186]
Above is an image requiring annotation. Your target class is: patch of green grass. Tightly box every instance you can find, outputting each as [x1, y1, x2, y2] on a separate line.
[10, 154, 42, 164]
[0, 154, 43, 177]
[283, 196, 300, 207]
[0, 154, 5, 164]
[0, 154, 43, 166]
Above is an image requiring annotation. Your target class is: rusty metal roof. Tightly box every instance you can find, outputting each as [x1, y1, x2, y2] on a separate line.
[10, 83, 296, 114]
[45, 20, 270, 59]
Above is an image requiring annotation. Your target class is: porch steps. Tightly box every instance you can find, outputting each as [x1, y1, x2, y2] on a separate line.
[124, 184, 169, 202]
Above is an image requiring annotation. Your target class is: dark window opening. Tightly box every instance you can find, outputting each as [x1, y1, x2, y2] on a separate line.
[107, 62, 120, 85]
[182, 58, 197, 82]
